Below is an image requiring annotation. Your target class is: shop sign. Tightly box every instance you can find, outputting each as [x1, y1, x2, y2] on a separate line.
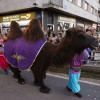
[0, 12, 36, 22]
[77, 23, 84, 27]
[58, 16, 76, 23]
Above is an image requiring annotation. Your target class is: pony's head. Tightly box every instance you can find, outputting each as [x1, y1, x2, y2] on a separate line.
[65, 27, 98, 53]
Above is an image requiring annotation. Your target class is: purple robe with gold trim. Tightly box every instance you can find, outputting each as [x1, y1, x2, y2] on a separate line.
[4, 37, 46, 70]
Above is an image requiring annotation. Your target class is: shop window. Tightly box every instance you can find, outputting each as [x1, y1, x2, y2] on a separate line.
[85, 2, 88, 11]
[58, 22, 63, 31]
[47, 25, 54, 32]
[48, 14, 53, 24]
[64, 23, 70, 30]
[95, 9, 97, 16]
[99, 0, 100, 4]
[98, 10, 100, 18]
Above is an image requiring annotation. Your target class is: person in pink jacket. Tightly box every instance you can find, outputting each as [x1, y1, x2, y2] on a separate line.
[67, 49, 89, 98]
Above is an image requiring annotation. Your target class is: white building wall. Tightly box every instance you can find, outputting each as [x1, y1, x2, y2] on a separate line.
[86, 0, 99, 10]
[0, 0, 35, 12]
[0, 0, 62, 12]
[0, 0, 63, 13]
[63, 0, 99, 22]
[0, 0, 99, 22]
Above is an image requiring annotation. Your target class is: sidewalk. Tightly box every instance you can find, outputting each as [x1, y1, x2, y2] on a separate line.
[82, 52, 100, 67]
[83, 61, 100, 67]
[82, 60, 100, 72]
[47, 71, 100, 85]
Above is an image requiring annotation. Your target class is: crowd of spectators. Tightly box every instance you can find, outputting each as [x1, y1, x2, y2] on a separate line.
[45, 26, 100, 61]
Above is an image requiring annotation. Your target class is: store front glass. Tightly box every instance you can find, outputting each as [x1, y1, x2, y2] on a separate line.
[58, 16, 76, 32]
[0, 12, 38, 34]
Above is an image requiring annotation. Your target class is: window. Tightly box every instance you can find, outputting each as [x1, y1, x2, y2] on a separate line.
[98, 11, 100, 18]
[95, 9, 97, 16]
[77, 0, 83, 7]
[91, 7, 94, 14]
[69, 0, 74, 3]
[85, 2, 88, 11]
[69, 0, 73, 2]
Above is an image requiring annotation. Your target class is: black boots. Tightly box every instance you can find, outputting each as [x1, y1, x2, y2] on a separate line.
[74, 92, 82, 98]
[66, 86, 72, 92]
[66, 86, 82, 98]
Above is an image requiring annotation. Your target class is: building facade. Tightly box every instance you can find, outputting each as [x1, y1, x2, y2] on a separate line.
[0, 0, 100, 34]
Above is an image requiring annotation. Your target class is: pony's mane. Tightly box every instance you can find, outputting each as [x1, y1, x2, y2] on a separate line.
[24, 18, 46, 42]
[7, 21, 23, 40]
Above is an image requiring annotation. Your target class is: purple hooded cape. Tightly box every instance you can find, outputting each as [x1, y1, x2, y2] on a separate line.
[4, 38, 46, 70]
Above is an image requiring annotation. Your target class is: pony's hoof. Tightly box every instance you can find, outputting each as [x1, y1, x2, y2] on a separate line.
[18, 79, 25, 84]
[39, 86, 51, 93]
[34, 81, 41, 86]
[13, 74, 18, 79]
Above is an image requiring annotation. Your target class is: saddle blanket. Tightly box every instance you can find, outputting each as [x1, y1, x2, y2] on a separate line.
[4, 38, 46, 70]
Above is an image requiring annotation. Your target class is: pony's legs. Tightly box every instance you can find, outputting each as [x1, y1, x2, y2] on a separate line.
[8, 63, 25, 84]
[31, 65, 51, 93]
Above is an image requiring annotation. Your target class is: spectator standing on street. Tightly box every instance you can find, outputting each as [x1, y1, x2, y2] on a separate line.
[66, 49, 89, 98]
[55, 32, 62, 44]
[0, 37, 8, 74]
[49, 32, 56, 44]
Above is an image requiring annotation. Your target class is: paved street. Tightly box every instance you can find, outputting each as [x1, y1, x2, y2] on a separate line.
[0, 69, 100, 100]
[0, 0, 100, 100]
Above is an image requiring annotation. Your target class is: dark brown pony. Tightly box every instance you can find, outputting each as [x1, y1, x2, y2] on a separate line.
[6, 21, 98, 94]
[30, 28, 98, 93]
